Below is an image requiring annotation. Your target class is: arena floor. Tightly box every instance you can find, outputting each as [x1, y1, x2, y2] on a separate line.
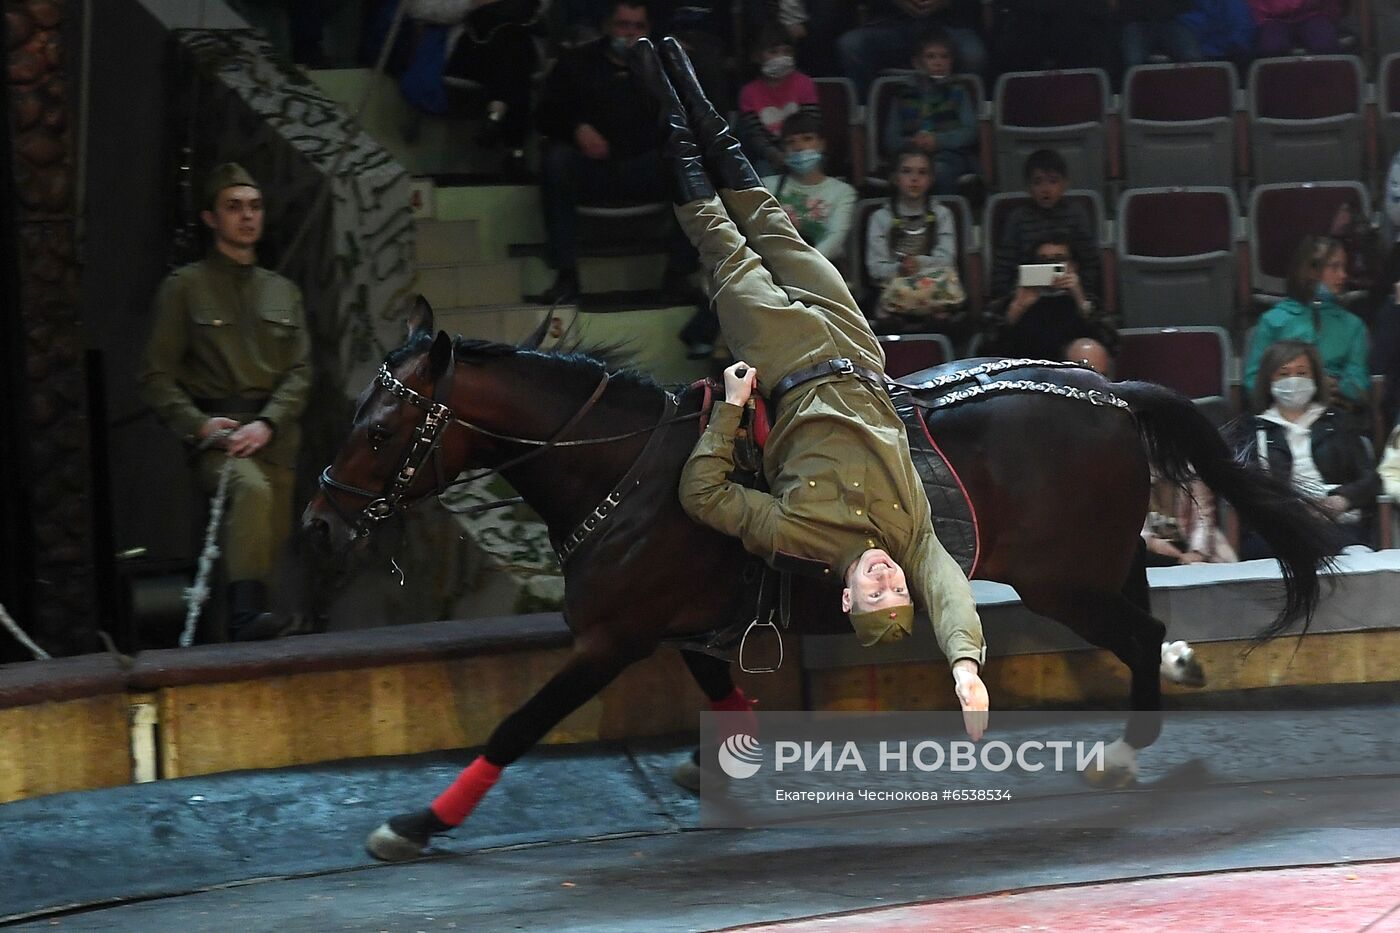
[3, 684, 1398, 932]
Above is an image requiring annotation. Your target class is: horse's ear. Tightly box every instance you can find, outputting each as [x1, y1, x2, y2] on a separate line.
[406, 296, 435, 340]
[429, 330, 454, 378]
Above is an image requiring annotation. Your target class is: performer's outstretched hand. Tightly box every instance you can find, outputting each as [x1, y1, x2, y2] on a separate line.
[723, 360, 758, 408]
[952, 659, 989, 741]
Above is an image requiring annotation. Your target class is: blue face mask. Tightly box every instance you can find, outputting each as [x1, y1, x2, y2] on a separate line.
[785, 149, 823, 175]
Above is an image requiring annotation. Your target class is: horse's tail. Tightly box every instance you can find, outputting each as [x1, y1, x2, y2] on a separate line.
[1113, 380, 1338, 641]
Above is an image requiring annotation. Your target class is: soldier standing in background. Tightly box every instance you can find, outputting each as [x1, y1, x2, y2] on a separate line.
[139, 163, 311, 641]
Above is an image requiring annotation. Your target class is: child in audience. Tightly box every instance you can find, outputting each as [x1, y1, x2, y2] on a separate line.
[762, 112, 858, 265]
[1248, 0, 1342, 56]
[990, 148, 1101, 301]
[737, 22, 821, 177]
[1243, 235, 1369, 410]
[1228, 339, 1379, 557]
[864, 145, 968, 342]
[1141, 475, 1237, 566]
[880, 28, 981, 198]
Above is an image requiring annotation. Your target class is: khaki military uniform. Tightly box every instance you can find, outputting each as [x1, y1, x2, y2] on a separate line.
[676, 187, 983, 665]
[139, 249, 311, 585]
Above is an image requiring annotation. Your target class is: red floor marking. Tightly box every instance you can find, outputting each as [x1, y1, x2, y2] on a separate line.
[725, 861, 1400, 933]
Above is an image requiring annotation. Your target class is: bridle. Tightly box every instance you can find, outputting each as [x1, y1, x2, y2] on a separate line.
[317, 358, 699, 540]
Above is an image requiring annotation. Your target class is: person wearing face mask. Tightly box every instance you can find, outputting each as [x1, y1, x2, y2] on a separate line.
[1243, 235, 1370, 413]
[1227, 340, 1379, 557]
[736, 23, 821, 177]
[880, 28, 982, 200]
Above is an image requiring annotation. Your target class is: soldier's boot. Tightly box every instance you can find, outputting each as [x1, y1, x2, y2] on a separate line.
[631, 38, 713, 205]
[226, 580, 293, 642]
[658, 37, 761, 192]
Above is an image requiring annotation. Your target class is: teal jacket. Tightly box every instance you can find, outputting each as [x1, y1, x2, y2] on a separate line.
[1243, 297, 1369, 404]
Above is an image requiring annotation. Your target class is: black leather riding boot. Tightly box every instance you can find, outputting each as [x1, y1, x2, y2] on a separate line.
[631, 38, 713, 205]
[659, 37, 761, 192]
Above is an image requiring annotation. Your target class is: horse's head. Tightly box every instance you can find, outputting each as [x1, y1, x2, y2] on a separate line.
[303, 297, 472, 552]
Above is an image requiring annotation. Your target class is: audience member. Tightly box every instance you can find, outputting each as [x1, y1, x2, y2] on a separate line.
[1248, 0, 1342, 56]
[438, 0, 547, 179]
[1371, 287, 1400, 433]
[1179, 0, 1256, 66]
[1328, 196, 1385, 323]
[737, 23, 821, 177]
[534, 0, 693, 303]
[1378, 420, 1400, 499]
[990, 149, 1101, 301]
[984, 233, 1117, 364]
[1227, 339, 1379, 557]
[789, 0, 857, 77]
[989, 0, 1115, 75]
[864, 146, 969, 342]
[1119, 0, 1202, 73]
[656, 0, 734, 110]
[763, 113, 857, 264]
[838, 0, 987, 100]
[1243, 235, 1369, 410]
[880, 28, 982, 198]
[1142, 476, 1237, 566]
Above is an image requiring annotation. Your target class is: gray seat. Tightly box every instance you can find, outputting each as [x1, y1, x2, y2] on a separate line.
[1247, 56, 1364, 186]
[1247, 181, 1370, 299]
[1122, 62, 1238, 189]
[1116, 325, 1234, 424]
[993, 69, 1110, 196]
[1380, 52, 1400, 176]
[1116, 187, 1240, 330]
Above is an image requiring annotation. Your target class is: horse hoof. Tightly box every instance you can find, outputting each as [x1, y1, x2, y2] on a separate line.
[672, 755, 702, 794]
[366, 822, 427, 861]
[1081, 763, 1137, 790]
[1160, 640, 1206, 688]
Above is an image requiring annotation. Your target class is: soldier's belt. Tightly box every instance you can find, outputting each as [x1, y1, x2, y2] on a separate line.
[193, 395, 270, 416]
[769, 358, 885, 409]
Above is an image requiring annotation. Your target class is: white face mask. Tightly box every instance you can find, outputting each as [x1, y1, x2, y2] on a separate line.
[761, 55, 795, 80]
[1271, 375, 1316, 410]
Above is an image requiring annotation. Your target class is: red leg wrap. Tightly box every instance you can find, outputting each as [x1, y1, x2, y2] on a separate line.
[430, 756, 503, 826]
[711, 687, 758, 739]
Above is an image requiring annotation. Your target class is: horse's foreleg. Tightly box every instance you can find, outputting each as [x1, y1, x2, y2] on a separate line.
[673, 650, 757, 793]
[1020, 584, 1166, 788]
[367, 636, 651, 861]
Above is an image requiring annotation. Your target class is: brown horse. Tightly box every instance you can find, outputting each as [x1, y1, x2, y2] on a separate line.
[304, 301, 1336, 860]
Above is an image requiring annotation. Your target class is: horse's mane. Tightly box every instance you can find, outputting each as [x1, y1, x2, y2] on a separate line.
[384, 332, 669, 397]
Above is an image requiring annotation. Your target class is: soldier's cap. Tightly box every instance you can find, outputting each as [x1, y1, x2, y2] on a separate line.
[205, 162, 260, 210]
[849, 604, 914, 647]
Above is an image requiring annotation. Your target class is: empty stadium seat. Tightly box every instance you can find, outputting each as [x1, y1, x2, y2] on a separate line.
[982, 189, 1110, 305]
[879, 333, 956, 377]
[864, 72, 988, 190]
[1122, 62, 1238, 189]
[1247, 56, 1365, 185]
[1116, 326, 1233, 423]
[1116, 187, 1240, 330]
[813, 76, 861, 181]
[851, 194, 980, 315]
[1380, 52, 1400, 174]
[993, 69, 1111, 195]
[1247, 181, 1370, 299]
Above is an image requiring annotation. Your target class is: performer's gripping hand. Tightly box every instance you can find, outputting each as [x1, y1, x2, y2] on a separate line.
[723, 361, 758, 408]
[952, 658, 989, 741]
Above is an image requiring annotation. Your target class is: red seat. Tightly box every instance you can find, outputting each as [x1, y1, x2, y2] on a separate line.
[1248, 182, 1370, 298]
[879, 334, 955, 378]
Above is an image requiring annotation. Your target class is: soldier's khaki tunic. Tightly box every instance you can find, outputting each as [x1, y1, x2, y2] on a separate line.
[677, 188, 983, 665]
[138, 250, 311, 585]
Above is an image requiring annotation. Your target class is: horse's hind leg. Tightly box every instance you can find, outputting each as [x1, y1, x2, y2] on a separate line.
[673, 649, 757, 793]
[1124, 540, 1206, 687]
[1019, 582, 1166, 788]
[367, 634, 652, 861]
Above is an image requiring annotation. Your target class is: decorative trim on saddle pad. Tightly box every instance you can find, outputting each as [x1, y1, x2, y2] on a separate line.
[893, 358, 1129, 412]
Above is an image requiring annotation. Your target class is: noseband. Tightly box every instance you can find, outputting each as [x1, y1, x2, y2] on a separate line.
[317, 361, 615, 538]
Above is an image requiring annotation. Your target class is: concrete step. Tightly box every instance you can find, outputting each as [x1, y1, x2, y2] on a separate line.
[416, 219, 480, 265]
[417, 259, 522, 309]
[435, 303, 571, 346]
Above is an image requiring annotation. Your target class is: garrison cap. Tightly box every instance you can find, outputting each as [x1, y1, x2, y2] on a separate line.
[205, 162, 260, 209]
[849, 604, 914, 647]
